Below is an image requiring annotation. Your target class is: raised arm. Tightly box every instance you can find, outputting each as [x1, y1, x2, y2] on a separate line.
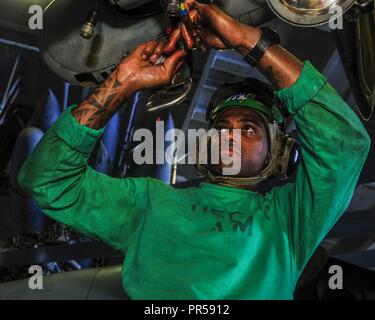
[18, 40, 186, 250]
[232, 10, 371, 269]
[73, 40, 186, 129]
[171, 1, 371, 269]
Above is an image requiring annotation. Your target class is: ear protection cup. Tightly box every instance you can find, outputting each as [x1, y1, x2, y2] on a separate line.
[275, 134, 301, 180]
[286, 137, 302, 177]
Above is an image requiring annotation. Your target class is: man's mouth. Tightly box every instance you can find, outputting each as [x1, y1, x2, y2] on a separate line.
[222, 144, 237, 156]
[221, 146, 240, 159]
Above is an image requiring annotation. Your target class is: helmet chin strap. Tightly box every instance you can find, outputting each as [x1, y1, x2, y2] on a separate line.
[206, 169, 267, 187]
[205, 151, 276, 187]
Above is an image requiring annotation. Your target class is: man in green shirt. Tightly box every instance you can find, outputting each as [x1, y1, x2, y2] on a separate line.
[18, 2, 370, 299]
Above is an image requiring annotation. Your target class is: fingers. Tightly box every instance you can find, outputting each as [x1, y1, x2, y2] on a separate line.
[181, 24, 194, 50]
[184, 0, 195, 10]
[188, 7, 201, 25]
[164, 27, 182, 55]
[163, 50, 187, 78]
[166, 26, 173, 36]
[150, 38, 167, 64]
[135, 39, 169, 65]
[174, 60, 185, 74]
[139, 40, 158, 61]
[164, 23, 194, 54]
[165, 2, 201, 54]
[184, 0, 206, 11]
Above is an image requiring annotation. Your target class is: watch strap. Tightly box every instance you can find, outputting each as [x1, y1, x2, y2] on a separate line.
[244, 27, 280, 67]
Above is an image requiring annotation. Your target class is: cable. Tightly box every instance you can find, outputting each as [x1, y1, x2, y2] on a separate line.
[355, 80, 375, 123]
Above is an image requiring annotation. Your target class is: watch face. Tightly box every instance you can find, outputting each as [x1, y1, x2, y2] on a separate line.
[266, 0, 356, 27]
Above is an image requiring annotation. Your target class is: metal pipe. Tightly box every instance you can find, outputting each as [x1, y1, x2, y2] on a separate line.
[62, 82, 70, 111]
[0, 37, 39, 52]
[0, 53, 21, 121]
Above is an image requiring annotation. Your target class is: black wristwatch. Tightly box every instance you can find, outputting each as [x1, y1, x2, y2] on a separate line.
[244, 27, 281, 67]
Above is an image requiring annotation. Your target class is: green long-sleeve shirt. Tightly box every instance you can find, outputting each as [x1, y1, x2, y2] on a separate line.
[18, 62, 371, 299]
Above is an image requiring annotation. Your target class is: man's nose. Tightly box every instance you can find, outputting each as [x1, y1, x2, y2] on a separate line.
[221, 129, 240, 144]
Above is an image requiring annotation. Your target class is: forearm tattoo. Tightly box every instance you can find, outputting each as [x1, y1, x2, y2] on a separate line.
[72, 71, 128, 129]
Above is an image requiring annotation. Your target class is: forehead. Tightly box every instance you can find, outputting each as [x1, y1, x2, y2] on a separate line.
[216, 107, 265, 123]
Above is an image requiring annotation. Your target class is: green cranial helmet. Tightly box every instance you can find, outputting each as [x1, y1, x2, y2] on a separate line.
[206, 77, 284, 125]
[208, 92, 284, 126]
